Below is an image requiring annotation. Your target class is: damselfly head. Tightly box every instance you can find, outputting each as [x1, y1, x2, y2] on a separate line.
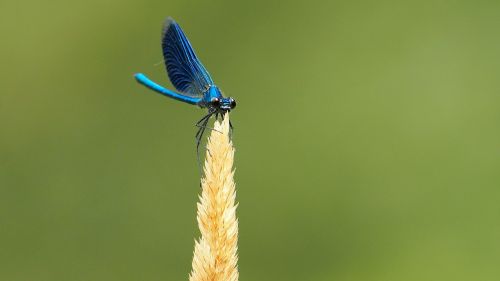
[211, 97, 236, 111]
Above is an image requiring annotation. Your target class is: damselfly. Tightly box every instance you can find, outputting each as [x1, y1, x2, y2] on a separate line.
[134, 18, 236, 159]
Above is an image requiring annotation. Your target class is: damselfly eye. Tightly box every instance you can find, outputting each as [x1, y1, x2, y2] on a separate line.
[230, 99, 236, 109]
[211, 98, 220, 107]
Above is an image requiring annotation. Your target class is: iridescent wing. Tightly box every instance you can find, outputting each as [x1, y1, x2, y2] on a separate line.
[162, 18, 214, 97]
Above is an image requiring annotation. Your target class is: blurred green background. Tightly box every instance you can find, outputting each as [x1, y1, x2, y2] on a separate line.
[1, 0, 500, 280]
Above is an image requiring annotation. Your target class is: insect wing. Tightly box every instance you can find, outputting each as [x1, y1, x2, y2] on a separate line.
[162, 18, 214, 97]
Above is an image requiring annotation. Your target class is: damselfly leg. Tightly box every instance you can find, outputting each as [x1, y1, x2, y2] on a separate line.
[195, 112, 213, 170]
[194, 111, 233, 174]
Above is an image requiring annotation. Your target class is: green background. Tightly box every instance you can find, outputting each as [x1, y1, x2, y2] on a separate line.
[1, 0, 499, 280]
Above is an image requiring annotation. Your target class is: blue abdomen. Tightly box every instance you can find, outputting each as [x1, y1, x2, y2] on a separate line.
[135, 73, 202, 105]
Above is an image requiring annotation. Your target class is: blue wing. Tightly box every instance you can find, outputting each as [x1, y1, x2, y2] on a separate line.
[162, 18, 214, 97]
